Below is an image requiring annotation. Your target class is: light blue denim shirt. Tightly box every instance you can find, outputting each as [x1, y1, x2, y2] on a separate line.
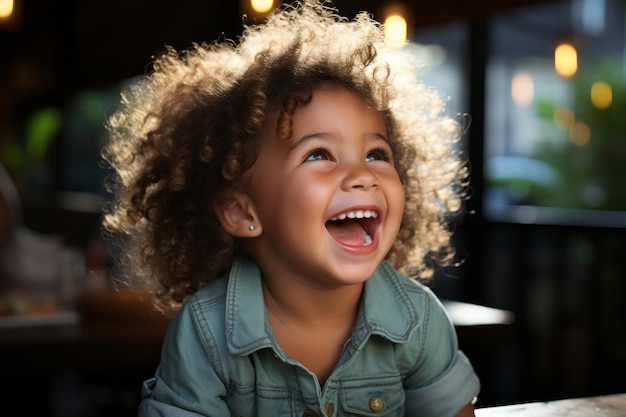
[139, 257, 480, 417]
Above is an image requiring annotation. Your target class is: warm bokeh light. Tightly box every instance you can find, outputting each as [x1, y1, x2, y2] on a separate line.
[555, 43, 578, 77]
[250, 0, 273, 13]
[553, 106, 575, 130]
[569, 121, 590, 146]
[590, 81, 612, 109]
[0, 0, 14, 19]
[511, 71, 534, 106]
[384, 14, 407, 46]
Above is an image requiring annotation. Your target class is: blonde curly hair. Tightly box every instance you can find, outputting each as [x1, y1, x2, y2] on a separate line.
[102, 0, 468, 313]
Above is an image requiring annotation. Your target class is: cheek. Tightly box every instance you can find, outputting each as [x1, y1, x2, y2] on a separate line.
[280, 173, 332, 215]
[250, 169, 331, 227]
[294, 172, 333, 195]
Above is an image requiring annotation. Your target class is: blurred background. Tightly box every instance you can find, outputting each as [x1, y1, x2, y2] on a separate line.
[1, 0, 625, 415]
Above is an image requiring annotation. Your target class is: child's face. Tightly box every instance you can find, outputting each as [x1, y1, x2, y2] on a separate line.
[244, 84, 405, 288]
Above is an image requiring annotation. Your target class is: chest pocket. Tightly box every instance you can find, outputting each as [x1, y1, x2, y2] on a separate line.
[339, 375, 405, 417]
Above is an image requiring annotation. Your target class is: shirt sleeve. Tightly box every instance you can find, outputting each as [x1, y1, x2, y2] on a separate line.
[403, 292, 481, 417]
[140, 300, 232, 417]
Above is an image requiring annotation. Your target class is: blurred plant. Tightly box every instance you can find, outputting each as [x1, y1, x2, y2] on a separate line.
[531, 59, 626, 211]
[0, 107, 63, 185]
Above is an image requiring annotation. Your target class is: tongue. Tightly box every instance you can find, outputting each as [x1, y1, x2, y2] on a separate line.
[326, 221, 368, 246]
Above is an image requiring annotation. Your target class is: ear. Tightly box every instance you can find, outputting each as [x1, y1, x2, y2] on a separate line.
[213, 189, 262, 238]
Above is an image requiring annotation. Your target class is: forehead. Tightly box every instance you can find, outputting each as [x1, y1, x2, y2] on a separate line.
[265, 84, 389, 141]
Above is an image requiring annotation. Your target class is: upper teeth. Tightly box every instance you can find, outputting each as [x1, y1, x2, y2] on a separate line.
[330, 210, 378, 221]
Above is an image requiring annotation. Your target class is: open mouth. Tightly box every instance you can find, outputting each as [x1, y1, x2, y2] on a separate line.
[325, 210, 379, 247]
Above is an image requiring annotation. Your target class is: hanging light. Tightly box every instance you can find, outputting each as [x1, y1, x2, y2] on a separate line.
[0, 0, 21, 31]
[384, 14, 407, 46]
[553, 106, 575, 131]
[240, 0, 274, 22]
[250, 0, 273, 14]
[511, 71, 534, 106]
[554, 42, 578, 78]
[569, 121, 590, 146]
[590, 81, 612, 109]
[0, 0, 14, 20]
[379, 3, 412, 47]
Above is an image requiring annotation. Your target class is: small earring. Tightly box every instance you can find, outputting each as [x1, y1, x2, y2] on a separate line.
[248, 225, 255, 231]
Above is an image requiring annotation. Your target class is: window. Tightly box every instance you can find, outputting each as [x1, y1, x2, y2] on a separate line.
[484, 0, 626, 227]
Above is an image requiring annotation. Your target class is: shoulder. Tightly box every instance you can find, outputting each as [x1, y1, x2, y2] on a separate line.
[185, 274, 229, 315]
[157, 274, 232, 385]
[162, 274, 230, 361]
[149, 274, 243, 414]
[169, 273, 229, 339]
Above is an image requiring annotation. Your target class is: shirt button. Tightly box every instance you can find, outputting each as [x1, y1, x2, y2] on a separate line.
[303, 411, 318, 417]
[369, 396, 384, 413]
[325, 402, 334, 416]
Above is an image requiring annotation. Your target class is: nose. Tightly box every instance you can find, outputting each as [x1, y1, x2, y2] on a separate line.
[340, 162, 379, 191]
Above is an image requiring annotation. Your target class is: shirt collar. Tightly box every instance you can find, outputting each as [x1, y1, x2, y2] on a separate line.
[225, 256, 421, 356]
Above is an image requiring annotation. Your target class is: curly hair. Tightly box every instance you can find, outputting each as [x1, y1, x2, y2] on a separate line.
[102, 0, 468, 314]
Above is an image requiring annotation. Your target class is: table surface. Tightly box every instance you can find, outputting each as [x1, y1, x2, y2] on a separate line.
[475, 393, 626, 417]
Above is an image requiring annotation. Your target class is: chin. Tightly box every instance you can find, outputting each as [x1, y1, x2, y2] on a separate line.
[329, 262, 380, 285]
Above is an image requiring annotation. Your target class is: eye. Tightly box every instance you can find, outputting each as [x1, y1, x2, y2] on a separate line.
[365, 147, 392, 162]
[304, 147, 333, 162]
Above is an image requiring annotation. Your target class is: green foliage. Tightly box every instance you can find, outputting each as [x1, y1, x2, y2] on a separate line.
[530, 60, 626, 211]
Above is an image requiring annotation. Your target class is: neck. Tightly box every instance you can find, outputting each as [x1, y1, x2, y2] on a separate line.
[261, 274, 363, 328]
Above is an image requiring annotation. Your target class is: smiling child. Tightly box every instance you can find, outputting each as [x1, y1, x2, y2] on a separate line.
[102, 1, 480, 416]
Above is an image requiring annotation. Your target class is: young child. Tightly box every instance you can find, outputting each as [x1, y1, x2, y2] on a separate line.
[102, 1, 480, 416]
